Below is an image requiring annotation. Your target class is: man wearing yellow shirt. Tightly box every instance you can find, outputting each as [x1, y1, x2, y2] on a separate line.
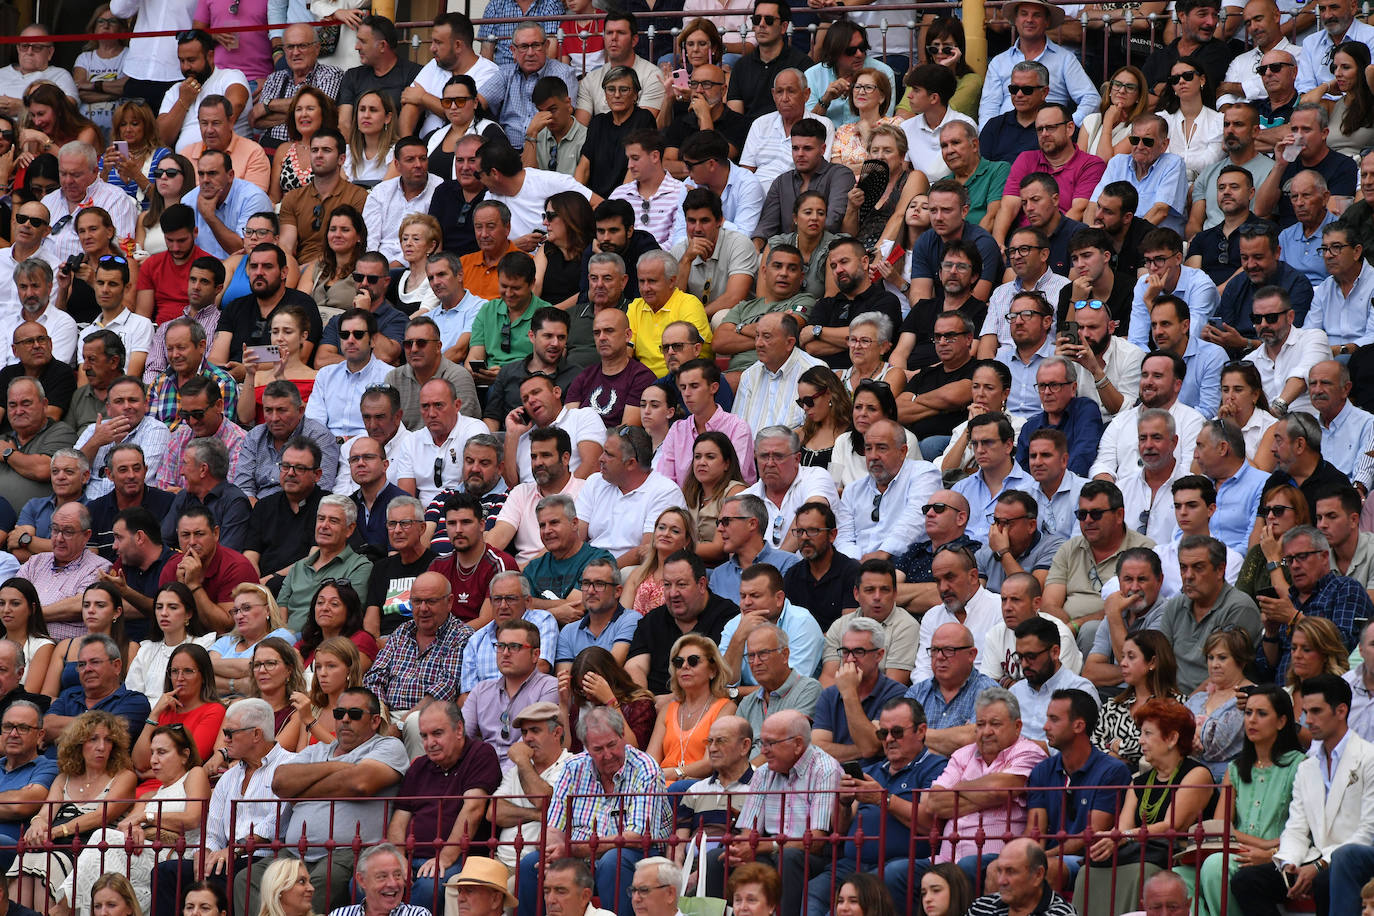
[627, 250, 713, 377]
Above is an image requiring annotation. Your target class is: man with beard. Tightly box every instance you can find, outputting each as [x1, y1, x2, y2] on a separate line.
[578, 200, 660, 305]
[1187, 103, 1275, 236]
[9, 259, 77, 371]
[565, 307, 659, 429]
[804, 238, 903, 370]
[995, 290, 1091, 419]
[209, 244, 321, 381]
[1008, 616, 1097, 745]
[783, 502, 860, 632]
[910, 180, 1003, 304]
[890, 243, 986, 374]
[913, 545, 1003, 683]
[952, 413, 1037, 547]
[1186, 166, 1262, 287]
[1208, 222, 1315, 357]
[1090, 351, 1205, 481]
[894, 312, 978, 460]
[1088, 181, 1152, 276]
[155, 30, 250, 149]
[429, 134, 487, 257]
[1241, 286, 1331, 415]
[399, 13, 500, 138]
[991, 109, 1101, 251]
[1295, 0, 1374, 92]
[489, 427, 583, 565]
[751, 118, 852, 240]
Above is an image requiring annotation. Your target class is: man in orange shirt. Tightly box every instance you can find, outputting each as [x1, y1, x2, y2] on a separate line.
[177, 96, 271, 192]
[459, 201, 519, 301]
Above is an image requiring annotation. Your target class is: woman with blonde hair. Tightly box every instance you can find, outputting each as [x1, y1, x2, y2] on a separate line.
[647, 633, 735, 783]
[397, 214, 443, 315]
[86, 874, 143, 916]
[623, 507, 700, 613]
[257, 857, 316, 916]
[679, 433, 745, 564]
[342, 90, 398, 188]
[10, 710, 136, 912]
[290, 636, 365, 749]
[98, 100, 168, 206]
[1287, 616, 1350, 695]
[209, 584, 294, 697]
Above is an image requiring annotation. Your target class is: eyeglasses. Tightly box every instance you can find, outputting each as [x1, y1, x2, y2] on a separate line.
[311, 204, 323, 232]
[846, 336, 876, 347]
[511, 41, 544, 51]
[1035, 381, 1073, 392]
[16, 43, 52, 53]
[1015, 646, 1052, 664]
[1251, 311, 1287, 325]
[1255, 62, 1294, 75]
[283, 41, 318, 51]
[1109, 79, 1140, 91]
[939, 260, 974, 272]
[757, 450, 796, 464]
[1006, 308, 1050, 321]
[1166, 71, 1199, 85]
[1137, 509, 1151, 534]
[249, 659, 282, 671]
[932, 331, 970, 342]
[790, 526, 832, 538]
[688, 79, 724, 90]
[1074, 507, 1113, 521]
[604, 85, 636, 96]
[352, 272, 385, 284]
[630, 885, 672, 896]
[222, 726, 255, 739]
[578, 578, 616, 590]
[0, 723, 36, 734]
[500, 320, 513, 352]
[332, 707, 368, 721]
[1318, 243, 1351, 256]
[671, 654, 703, 669]
[153, 168, 183, 179]
[442, 95, 475, 108]
[99, 254, 127, 266]
[750, 13, 778, 24]
[839, 646, 877, 659]
[340, 329, 371, 341]
[993, 515, 1033, 529]
[243, 226, 273, 238]
[1128, 135, 1156, 148]
[928, 645, 974, 658]
[1141, 254, 1175, 269]
[926, 43, 957, 57]
[14, 334, 49, 348]
[796, 395, 817, 409]
[1008, 84, 1040, 95]
[744, 647, 782, 663]
[385, 519, 421, 529]
[874, 726, 910, 740]
[51, 215, 73, 234]
[279, 462, 317, 474]
[852, 83, 880, 94]
[543, 211, 558, 222]
[1259, 504, 1294, 517]
[490, 594, 524, 605]
[1034, 120, 1070, 133]
[494, 641, 531, 653]
[13, 214, 46, 227]
[1005, 245, 1048, 259]
[1282, 549, 1324, 564]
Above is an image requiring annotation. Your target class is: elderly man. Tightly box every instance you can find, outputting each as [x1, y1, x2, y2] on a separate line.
[736, 623, 822, 759]
[740, 69, 835, 192]
[743, 428, 844, 553]
[152, 317, 238, 424]
[464, 618, 560, 769]
[1307, 361, 1374, 483]
[269, 686, 409, 912]
[1116, 408, 1185, 547]
[575, 426, 685, 567]
[994, 291, 1087, 419]
[676, 714, 752, 841]
[0, 25, 76, 108]
[1079, 548, 1167, 691]
[0, 202, 57, 331]
[968, 838, 1077, 916]
[706, 709, 842, 916]
[249, 23, 342, 148]
[234, 380, 337, 501]
[517, 706, 673, 916]
[16, 502, 111, 640]
[9, 447, 88, 566]
[43, 633, 150, 752]
[812, 616, 907, 763]
[6, 264, 78, 369]
[41, 142, 137, 264]
[491, 702, 574, 870]
[386, 700, 500, 912]
[977, 61, 1051, 164]
[625, 251, 712, 380]
[1264, 413, 1351, 520]
[626, 551, 736, 696]
[162, 437, 252, 551]
[459, 571, 557, 694]
[838, 420, 940, 562]
[720, 563, 824, 692]
[0, 376, 76, 516]
[979, 0, 1098, 126]
[1085, 116, 1189, 234]
[1013, 356, 1102, 478]
[0, 640, 48, 719]
[1307, 222, 1374, 362]
[419, 256, 485, 366]
[905, 621, 1001, 757]
[274, 495, 373, 631]
[336, 843, 430, 916]
[391, 378, 487, 508]
[732, 313, 824, 431]
[0, 698, 55, 872]
[913, 545, 1004, 684]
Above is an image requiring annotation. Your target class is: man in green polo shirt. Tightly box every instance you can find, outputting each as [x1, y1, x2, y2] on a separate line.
[711, 244, 815, 380]
[940, 120, 1011, 229]
[466, 251, 549, 385]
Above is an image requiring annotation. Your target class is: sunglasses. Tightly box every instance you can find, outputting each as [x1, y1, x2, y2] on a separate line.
[543, 211, 558, 222]
[796, 395, 817, 409]
[154, 167, 183, 179]
[352, 272, 385, 284]
[13, 213, 46, 227]
[841, 43, 868, 56]
[671, 654, 703, 669]
[922, 503, 952, 514]
[1256, 62, 1293, 75]
[1258, 504, 1294, 517]
[1074, 507, 1113, 521]
[177, 407, 209, 421]
[311, 203, 323, 232]
[1008, 84, 1040, 95]
[1166, 71, 1199, 85]
[1251, 311, 1286, 325]
[874, 726, 910, 740]
[1128, 135, 1156, 148]
[332, 707, 368, 721]
[403, 338, 435, 348]
[750, 13, 778, 24]
[339, 329, 368, 340]
[442, 96, 474, 107]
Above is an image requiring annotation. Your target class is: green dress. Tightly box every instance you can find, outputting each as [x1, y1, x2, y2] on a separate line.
[1177, 749, 1305, 916]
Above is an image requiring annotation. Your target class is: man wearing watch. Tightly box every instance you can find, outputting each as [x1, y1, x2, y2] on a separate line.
[802, 238, 903, 370]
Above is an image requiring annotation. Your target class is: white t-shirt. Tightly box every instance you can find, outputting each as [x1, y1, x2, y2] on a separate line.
[158, 66, 251, 148]
[740, 112, 835, 191]
[32, 304, 79, 365]
[412, 57, 501, 137]
[78, 309, 154, 362]
[514, 406, 605, 483]
[574, 470, 685, 557]
[486, 169, 594, 238]
[0, 65, 79, 102]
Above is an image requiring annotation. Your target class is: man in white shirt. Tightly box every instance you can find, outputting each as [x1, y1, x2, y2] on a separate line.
[74, 255, 154, 378]
[41, 142, 138, 265]
[1294, 0, 1374, 93]
[478, 142, 597, 244]
[740, 68, 835, 191]
[733, 313, 823, 431]
[156, 30, 251, 149]
[901, 64, 975, 181]
[1242, 284, 1330, 415]
[0, 201, 60, 355]
[364, 138, 445, 268]
[333, 386, 416, 496]
[499, 373, 604, 486]
[743, 425, 848, 552]
[838, 419, 941, 561]
[1117, 409, 1184, 546]
[0, 25, 78, 116]
[14, 259, 79, 366]
[394, 378, 489, 504]
[1090, 351, 1206, 481]
[573, 426, 684, 568]
[1217, 0, 1300, 102]
[400, 12, 499, 137]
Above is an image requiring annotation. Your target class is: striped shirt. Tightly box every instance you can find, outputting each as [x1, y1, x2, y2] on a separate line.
[736, 743, 842, 836]
[327, 906, 431, 916]
[608, 174, 688, 248]
[547, 745, 674, 843]
[732, 345, 825, 432]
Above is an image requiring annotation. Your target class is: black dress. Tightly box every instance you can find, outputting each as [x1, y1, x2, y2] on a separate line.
[540, 243, 584, 306]
[581, 107, 658, 199]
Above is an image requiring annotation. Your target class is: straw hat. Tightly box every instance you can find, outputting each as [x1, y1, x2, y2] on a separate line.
[447, 857, 519, 909]
[1004, 0, 1067, 29]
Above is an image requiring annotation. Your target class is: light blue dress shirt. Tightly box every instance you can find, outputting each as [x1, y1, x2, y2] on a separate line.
[1305, 260, 1374, 348]
[1296, 20, 1374, 93]
[1179, 337, 1228, 419]
[836, 458, 943, 557]
[182, 180, 273, 259]
[708, 543, 801, 601]
[1036, 470, 1087, 541]
[1210, 460, 1268, 549]
[1319, 400, 1374, 480]
[978, 40, 1102, 127]
[1278, 211, 1336, 289]
[1129, 267, 1221, 350]
[952, 461, 1038, 547]
[719, 600, 826, 686]
[304, 355, 392, 439]
[429, 291, 486, 354]
[680, 163, 764, 243]
[996, 338, 1058, 418]
[1090, 152, 1189, 234]
[804, 59, 898, 126]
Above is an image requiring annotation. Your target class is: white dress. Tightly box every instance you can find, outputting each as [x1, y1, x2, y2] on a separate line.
[19, 634, 53, 669]
[1159, 107, 1225, 184]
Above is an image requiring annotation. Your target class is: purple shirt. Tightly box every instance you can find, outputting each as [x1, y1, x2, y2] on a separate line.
[565, 358, 658, 428]
[193, 0, 272, 82]
[1004, 148, 1108, 220]
[395, 739, 503, 849]
[463, 671, 561, 770]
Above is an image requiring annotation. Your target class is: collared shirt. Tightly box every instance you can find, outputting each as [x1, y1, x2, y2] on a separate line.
[932, 737, 1049, 861]
[180, 179, 273, 259]
[385, 358, 481, 429]
[1128, 266, 1221, 350]
[254, 63, 345, 144]
[19, 550, 112, 641]
[1313, 729, 1354, 795]
[533, 120, 588, 175]
[659, 407, 755, 487]
[962, 158, 1013, 225]
[556, 606, 641, 663]
[1035, 471, 1088, 541]
[848, 749, 950, 864]
[574, 470, 684, 560]
[276, 547, 373, 631]
[1296, 19, 1374, 92]
[75, 413, 171, 500]
[1340, 531, 1374, 591]
[180, 134, 271, 192]
[110, 0, 189, 82]
[628, 288, 714, 377]
[1217, 262, 1315, 340]
[156, 418, 246, 491]
[304, 355, 391, 440]
[609, 174, 687, 248]
[480, 58, 579, 146]
[1256, 572, 1372, 684]
[1046, 528, 1157, 620]
[77, 308, 153, 365]
[1177, 336, 1228, 418]
[755, 161, 854, 240]
[952, 462, 1036, 548]
[1119, 464, 1185, 546]
[278, 178, 370, 265]
[362, 174, 445, 264]
[465, 671, 561, 769]
[363, 614, 475, 711]
[1147, 583, 1263, 692]
[1090, 401, 1206, 481]
[914, 587, 1004, 683]
[459, 609, 560, 694]
[745, 465, 844, 550]
[1010, 665, 1100, 743]
[1079, 334, 1147, 422]
[981, 271, 1072, 351]
[737, 671, 823, 755]
[996, 338, 1095, 419]
[1015, 398, 1104, 478]
[1031, 746, 1133, 850]
[1005, 147, 1109, 217]
[1279, 213, 1337, 288]
[1308, 261, 1374, 348]
[143, 301, 221, 382]
[392, 415, 490, 506]
[720, 600, 825, 686]
[681, 162, 765, 241]
[427, 292, 485, 354]
[708, 543, 802, 602]
[1211, 461, 1270, 548]
[547, 744, 674, 843]
[903, 107, 976, 180]
[670, 229, 760, 310]
[836, 458, 942, 557]
[234, 417, 340, 499]
[980, 39, 1101, 126]
[805, 59, 898, 126]
[737, 743, 842, 835]
[1222, 36, 1300, 103]
[204, 743, 294, 850]
[1321, 400, 1374, 481]
[1243, 325, 1332, 415]
[1345, 666, 1374, 743]
[41, 182, 138, 264]
[906, 670, 1000, 730]
[733, 346, 825, 432]
[47, 682, 150, 752]
[1090, 152, 1190, 234]
[740, 111, 837, 190]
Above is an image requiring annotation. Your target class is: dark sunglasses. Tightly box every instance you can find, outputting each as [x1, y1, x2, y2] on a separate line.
[332, 707, 368, 721]
[352, 272, 385, 284]
[13, 213, 46, 227]
[1259, 504, 1294, 517]
[671, 654, 703, 669]
[1255, 62, 1293, 75]
[841, 43, 868, 56]
[1251, 311, 1287, 325]
[750, 13, 778, 24]
[921, 503, 952, 514]
[311, 203, 323, 232]
[1166, 71, 1199, 85]
[796, 395, 817, 409]
[874, 726, 910, 740]
[339, 329, 368, 340]
[1128, 135, 1156, 148]
[153, 167, 183, 179]
[177, 407, 209, 421]
[402, 338, 435, 348]
[1008, 84, 1040, 95]
[1074, 507, 1113, 521]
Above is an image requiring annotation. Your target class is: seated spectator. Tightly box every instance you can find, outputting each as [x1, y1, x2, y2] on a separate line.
[1008, 617, 1099, 745]
[304, 310, 392, 440]
[1185, 627, 1255, 781]
[720, 562, 824, 687]
[160, 506, 259, 636]
[812, 616, 907, 763]
[501, 373, 603, 488]
[488, 428, 584, 565]
[267, 685, 409, 913]
[460, 202, 521, 303]
[0, 589, 53, 698]
[820, 558, 918, 687]
[421, 434, 509, 552]
[1053, 243, 1143, 417]
[708, 494, 801, 600]
[129, 641, 222, 782]
[44, 634, 151, 756]
[976, 226, 1070, 359]
[161, 438, 252, 556]
[625, 550, 736, 696]
[362, 496, 437, 635]
[554, 558, 638, 667]
[733, 313, 826, 432]
[893, 310, 980, 461]
[239, 437, 327, 587]
[803, 238, 903, 370]
[150, 318, 239, 429]
[1027, 688, 1132, 892]
[575, 425, 685, 567]
[0, 698, 56, 875]
[123, 584, 215, 706]
[1014, 356, 1103, 478]
[180, 150, 273, 261]
[980, 573, 1079, 686]
[1092, 631, 1186, 771]
[913, 545, 1003, 683]
[16, 504, 112, 640]
[296, 578, 377, 667]
[9, 448, 88, 565]
[1241, 287, 1329, 418]
[970, 838, 1077, 916]
[1085, 115, 1189, 234]
[1316, 486, 1374, 591]
[676, 712, 752, 841]
[311, 254, 407, 369]
[479, 306, 581, 436]
[735, 623, 823, 760]
[0, 376, 77, 517]
[464, 618, 560, 770]
[741, 427, 841, 553]
[753, 121, 851, 244]
[272, 495, 374, 631]
[1082, 548, 1169, 691]
[607, 130, 685, 250]
[891, 490, 978, 614]
[564, 308, 656, 429]
[491, 702, 574, 871]
[927, 686, 1048, 884]
[459, 571, 557, 695]
[233, 380, 338, 503]
[976, 61, 1048, 164]
[290, 636, 367, 750]
[563, 646, 656, 753]
[1116, 408, 1185, 546]
[74, 378, 169, 503]
[241, 636, 307, 750]
[837, 419, 940, 561]
[429, 491, 518, 625]
[646, 633, 735, 783]
[41, 582, 133, 703]
[669, 188, 759, 323]
[207, 584, 293, 697]
[782, 502, 860, 632]
[525, 498, 613, 618]
[43, 145, 138, 267]
[68, 330, 123, 436]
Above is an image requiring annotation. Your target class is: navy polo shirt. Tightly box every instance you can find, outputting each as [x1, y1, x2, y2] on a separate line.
[349, 482, 409, 553]
[1026, 747, 1132, 848]
[812, 676, 908, 756]
[46, 685, 151, 758]
[845, 749, 949, 865]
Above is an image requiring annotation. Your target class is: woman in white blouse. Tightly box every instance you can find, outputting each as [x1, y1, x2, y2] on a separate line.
[1156, 56, 1224, 183]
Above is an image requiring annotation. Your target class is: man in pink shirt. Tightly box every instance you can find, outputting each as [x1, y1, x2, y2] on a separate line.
[657, 357, 755, 486]
[992, 104, 1107, 248]
[925, 685, 1048, 885]
[177, 95, 271, 192]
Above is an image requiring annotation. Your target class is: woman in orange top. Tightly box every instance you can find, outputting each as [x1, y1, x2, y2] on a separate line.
[648, 633, 736, 784]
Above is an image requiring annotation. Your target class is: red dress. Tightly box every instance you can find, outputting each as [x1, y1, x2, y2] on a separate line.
[252, 378, 316, 424]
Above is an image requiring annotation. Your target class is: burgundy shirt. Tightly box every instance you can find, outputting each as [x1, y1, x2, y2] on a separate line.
[158, 544, 259, 604]
[428, 546, 519, 621]
[395, 738, 503, 846]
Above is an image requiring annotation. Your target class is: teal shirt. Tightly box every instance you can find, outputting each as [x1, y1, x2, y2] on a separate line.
[469, 296, 550, 367]
[522, 541, 616, 600]
[963, 158, 1012, 226]
[277, 547, 375, 632]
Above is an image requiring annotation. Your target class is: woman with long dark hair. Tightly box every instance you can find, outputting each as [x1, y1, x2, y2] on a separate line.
[830, 379, 919, 489]
[296, 580, 377, 667]
[296, 205, 366, 311]
[1092, 630, 1186, 770]
[19, 83, 102, 157]
[898, 17, 980, 119]
[1301, 39, 1374, 157]
[125, 582, 214, 705]
[533, 191, 594, 309]
[132, 643, 223, 786]
[0, 577, 52, 694]
[425, 75, 503, 180]
[804, 21, 897, 127]
[1217, 363, 1275, 461]
[680, 433, 745, 563]
[136, 151, 194, 255]
[42, 583, 138, 699]
[563, 646, 655, 751]
[796, 366, 852, 472]
[764, 192, 836, 298]
[1155, 56, 1222, 182]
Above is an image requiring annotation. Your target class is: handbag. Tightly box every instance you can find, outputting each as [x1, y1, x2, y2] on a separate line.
[678, 832, 726, 916]
[318, 24, 341, 56]
[48, 802, 89, 849]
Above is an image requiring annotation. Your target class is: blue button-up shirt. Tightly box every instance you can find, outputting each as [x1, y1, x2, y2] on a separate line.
[979, 39, 1102, 127]
[1278, 212, 1336, 288]
[1036, 470, 1087, 541]
[555, 606, 641, 663]
[182, 180, 273, 259]
[460, 608, 560, 694]
[304, 355, 391, 439]
[1179, 337, 1228, 419]
[1210, 460, 1268, 548]
[1091, 152, 1189, 235]
[720, 600, 825, 685]
[0, 753, 57, 844]
[480, 59, 580, 147]
[905, 671, 1000, 730]
[428, 291, 485, 353]
[952, 461, 1038, 547]
[679, 163, 764, 242]
[996, 338, 1059, 418]
[1129, 266, 1221, 350]
[1307, 260, 1374, 348]
[1320, 400, 1374, 479]
[1296, 19, 1374, 92]
[708, 543, 801, 601]
[1015, 398, 1104, 479]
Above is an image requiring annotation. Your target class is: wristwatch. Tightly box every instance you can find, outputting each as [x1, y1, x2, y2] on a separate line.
[1266, 560, 1283, 572]
[1271, 397, 1289, 417]
[1, 447, 13, 464]
[17, 533, 31, 548]
[811, 324, 823, 340]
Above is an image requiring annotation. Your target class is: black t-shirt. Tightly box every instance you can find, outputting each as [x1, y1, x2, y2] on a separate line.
[664, 106, 750, 156]
[782, 549, 861, 632]
[1191, 219, 1245, 287]
[1263, 459, 1352, 520]
[88, 484, 175, 560]
[1273, 149, 1358, 227]
[1142, 38, 1232, 94]
[365, 548, 439, 634]
[1046, 215, 1087, 278]
[809, 283, 904, 368]
[1116, 217, 1153, 278]
[1055, 271, 1135, 334]
[898, 296, 987, 369]
[905, 356, 978, 439]
[338, 58, 424, 112]
[1256, 94, 1296, 129]
[726, 45, 815, 122]
[218, 290, 324, 364]
[627, 591, 736, 696]
[242, 487, 326, 576]
[430, 181, 485, 257]
[580, 108, 659, 199]
[0, 360, 76, 422]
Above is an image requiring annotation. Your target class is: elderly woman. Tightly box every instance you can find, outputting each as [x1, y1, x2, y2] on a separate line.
[841, 125, 927, 255]
[838, 311, 905, 395]
[728, 862, 781, 916]
[805, 21, 898, 127]
[576, 66, 657, 199]
[1186, 628, 1254, 781]
[831, 68, 899, 173]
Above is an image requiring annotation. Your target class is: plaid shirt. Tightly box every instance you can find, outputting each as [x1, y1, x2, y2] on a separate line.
[363, 613, 474, 711]
[736, 743, 842, 836]
[905, 671, 1000, 731]
[255, 64, 344, 144]
[1259, 572, 1374, 684]
[156, 419, 247, 491]
[143, 303, 221, 383]
[147, 360, 239, 430]
[547, 744, 674, 843]
[477, 0, 566, 68]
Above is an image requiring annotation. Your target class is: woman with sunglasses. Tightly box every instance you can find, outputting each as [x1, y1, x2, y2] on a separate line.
[831, 378, 920, 490]
[1092, 630, 1185, 770]
[1300, 40, 1374, 157]
[208, 583, 294, 697]
[341, 90, 397, 189]
[295, 204, 366, 311]
[427, 75, 503, 180]
[237, 636, 306, 751]
[534, 191, 595, 310]
[577, 66, 657, 200]
[1217, 362, 1276, 463]
[126, 582, 216, 706]
[290, 635, 366, 749]
[60, 723, 209, 916]
[238, 305, 316, 427]
[295, 580, 376, 669]
[1156, 56, 1223, 183]
[1236, 484, 1308, 600]
[269, 87, 337, 203]
[806, 21, 898, 127]
[1079, 66, 1149, 162]
[624, 506, 702, 611]
[564, 646, 656, 751]
[98, 100, 169, 208]
[895, 18, 980, 120]
[135, 151, 195, 256]
[765, 192, 837, 298]
[647, 633, 735, 784]
[132, 643, 224, 792]
[56, 206, 138, 326]
[795, 366, 853, 472]
[1185, 627, 1254, 781]
[42, 583, 139, 699]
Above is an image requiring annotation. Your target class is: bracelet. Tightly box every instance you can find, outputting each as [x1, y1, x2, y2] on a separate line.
[1094, 375, 1111, 390]
[145, 718, 158, 727]
[305, 718, 318, 729]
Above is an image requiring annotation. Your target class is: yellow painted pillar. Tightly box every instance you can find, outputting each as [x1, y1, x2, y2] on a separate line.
[964, 0, 987, 75]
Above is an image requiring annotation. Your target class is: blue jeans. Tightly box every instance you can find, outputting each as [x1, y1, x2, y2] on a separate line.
[1331, 842, 1374, 914]
[918, 435, 951, 461]
[410, 858, 466, 914]
[518, 845, 646, 916]
[958, 853, 1000, 896]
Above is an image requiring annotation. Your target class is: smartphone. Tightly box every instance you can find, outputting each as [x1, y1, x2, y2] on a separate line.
[1060, 320, 1079, 341]
[245, 344, 281, 364]
[468, 359, 487, 374]
[841, 760, 864, 779]
[114, 140, 129, 157]
[516, 408, 531, 424]
[1256, 587, 1279, 601]
[1208, 316, 1226, 327]
[672, 67, 689, 90]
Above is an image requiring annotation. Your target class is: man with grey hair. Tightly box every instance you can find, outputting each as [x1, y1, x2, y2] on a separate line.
[676, 715, 754, 837]
[838, 418, 941, 561]
[42, 141, 138, 263]
[0, 696, 56, 873]
[720, 562, 824, 690]
[628, 249, 709, 377]
[0, 375, 76, 519]
[75, 376, 170, 501]
[1263, 410, 1350, 520]
[149, 315, 240, 427]
[927, 687, 1047, 879]
[741, 68, 835, 191]
[1014, 355, 1104, 478]
[276, 493, 375, 632]
[969, 837, 1076, 916]
[812, 614, 906, 763]
[460, 569, 557, 695]
[18, 502, 112, 641]
[1085, 115, 1189, 233]
[566, 251, 632, 368]
[737, 623, 823, 760]
[335, 842, 431, 916]
[733, 311, 824, 430]
[518, 704, 674, 916]
[10, 260, 78, 366]
[629, 857, 685, 916]
[1257, 102, 1358, 228]
[1145, 532, 1256, 684]
[554, 556, 638, 667]
[0, 640, 47, 718]
[977, 61, 1052, 164]
[1118, 408, 1184, 545]
[161, 436, 252, 550]
[363, 495, 436, 634]
[575, 425, 684, 567]
[44, 632, 150, 752]
[9, 447, 88, 565]
[979, 2, 1098, 127]
[704, 708, 841, 916]
[743, 425, 845, 552]
[708, 493, 802, 600]
[235, 378, 340, 502]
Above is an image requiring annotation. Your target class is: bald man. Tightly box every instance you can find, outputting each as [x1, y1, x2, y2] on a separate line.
[891, 489, 976, 613]
[564, 308, 657, 429]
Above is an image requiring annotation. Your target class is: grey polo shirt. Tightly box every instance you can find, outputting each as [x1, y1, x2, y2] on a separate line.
[384, 358, 481, 430]
[670, 229, 760, 306]
[1144, 583, 1262, 693]
[736, 670, 823, 756]
[977, 530, 1066, 593]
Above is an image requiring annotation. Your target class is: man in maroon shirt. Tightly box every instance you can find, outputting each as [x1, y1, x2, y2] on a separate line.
[428, 490, 517, 629]
[158, 504, 257, 633]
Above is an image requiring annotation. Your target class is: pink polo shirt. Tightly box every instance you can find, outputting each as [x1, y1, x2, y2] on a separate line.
[1004, 147, 1108, 218]
[657, 406, 756, 488]
[931, 736, 1047, 861]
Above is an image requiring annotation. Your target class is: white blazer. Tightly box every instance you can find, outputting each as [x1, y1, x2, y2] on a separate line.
[1277, 731, 1374, 866]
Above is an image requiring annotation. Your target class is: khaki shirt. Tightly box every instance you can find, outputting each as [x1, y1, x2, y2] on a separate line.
[1046, 529, 1157, 620]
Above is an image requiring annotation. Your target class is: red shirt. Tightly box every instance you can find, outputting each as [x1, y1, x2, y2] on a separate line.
[428, 546, 518, 621]
[158, 543, 259, 605]
[137, 246, 211, 325]
[136, 701, 226, 796]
